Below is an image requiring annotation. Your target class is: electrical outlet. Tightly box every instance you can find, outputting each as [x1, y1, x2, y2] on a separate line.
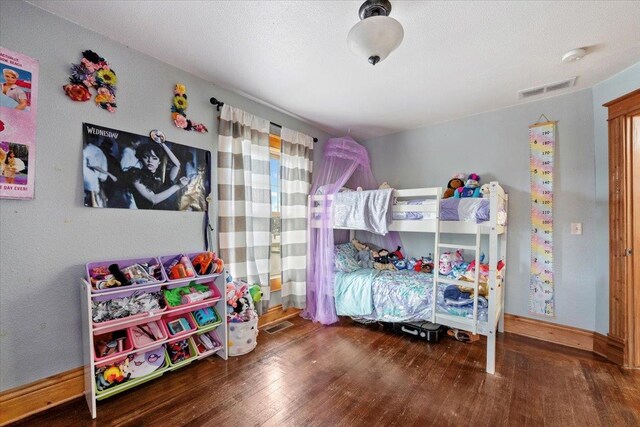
[571, 223, 582, 235]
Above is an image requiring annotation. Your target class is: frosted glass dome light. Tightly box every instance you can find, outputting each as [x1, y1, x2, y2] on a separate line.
[347, 0, 404, 66]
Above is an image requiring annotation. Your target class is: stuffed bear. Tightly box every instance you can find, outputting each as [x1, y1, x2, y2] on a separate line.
[351, 238, 374, 269]
[454, 173, 482, 198]
[379, 182, 391, 189]
[443, 173, 465, 199]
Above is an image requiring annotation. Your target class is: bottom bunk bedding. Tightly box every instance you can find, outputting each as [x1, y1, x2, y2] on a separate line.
[334, 269, 489, 326]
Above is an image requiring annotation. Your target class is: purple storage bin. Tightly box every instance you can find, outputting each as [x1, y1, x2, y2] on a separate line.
[187, 252, 224, 277]
[87, 257, 166, 294]
[159, 254, 197, 282]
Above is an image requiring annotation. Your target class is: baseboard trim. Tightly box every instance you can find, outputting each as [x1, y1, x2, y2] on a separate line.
[593, 332, 609, 358]
[504, 314, 594, 352]
[606, 334, 626, 365]
[0, 366, 84, 426]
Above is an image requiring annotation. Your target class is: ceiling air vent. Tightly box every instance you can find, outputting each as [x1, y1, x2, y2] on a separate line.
[518, 77, 577, 99]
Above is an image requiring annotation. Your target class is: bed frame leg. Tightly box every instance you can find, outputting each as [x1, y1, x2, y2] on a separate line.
[486, 331, 496, 374]
[498, 308, 505, 333]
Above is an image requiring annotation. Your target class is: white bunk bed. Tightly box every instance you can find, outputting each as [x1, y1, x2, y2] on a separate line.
[309, 181, 508, 374]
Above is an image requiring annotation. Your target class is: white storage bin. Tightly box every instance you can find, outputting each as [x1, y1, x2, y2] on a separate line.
[228, 316, 258, 356]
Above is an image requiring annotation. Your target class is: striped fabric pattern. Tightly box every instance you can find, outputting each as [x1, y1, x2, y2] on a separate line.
[280, 128, 313, 309]
[217, 105, 271, 312]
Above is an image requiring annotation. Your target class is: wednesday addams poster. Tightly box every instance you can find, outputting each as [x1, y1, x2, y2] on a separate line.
[82, 123, 211, 211]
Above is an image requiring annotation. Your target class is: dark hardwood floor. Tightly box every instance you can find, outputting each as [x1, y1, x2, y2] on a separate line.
[15, 317, 640, 426]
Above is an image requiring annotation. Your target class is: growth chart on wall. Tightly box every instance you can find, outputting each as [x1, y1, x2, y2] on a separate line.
[528, 119, 556, 317]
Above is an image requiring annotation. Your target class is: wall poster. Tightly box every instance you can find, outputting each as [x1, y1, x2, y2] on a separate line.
[82, 123, 211, 211]
[529, 120, 556, 317]
[0, 47, 38, 200]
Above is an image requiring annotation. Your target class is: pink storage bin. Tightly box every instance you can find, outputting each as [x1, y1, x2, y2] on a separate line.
[163, 313, 197, 339]
[87, 256, 166, 294]
[160, 254, 197, 282]
[162, 282, 222, 315]
[129, 321, 168, 350]
[91, 285, 166, 333]
[93, 328, 133, 363]
[188, 251, 224, 277]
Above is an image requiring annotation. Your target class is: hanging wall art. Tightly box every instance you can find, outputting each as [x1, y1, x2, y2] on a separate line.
[82, 123, 211, 211]
[63, 50, 117, 112]
[171, 84, 208, 133]
[0, 46, 39, 200]
[528, 117, 556, 317]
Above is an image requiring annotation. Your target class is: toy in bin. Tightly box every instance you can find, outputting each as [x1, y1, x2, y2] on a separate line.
[191, 251, 224, 275]
[167, 339, 191, 364]
[167, 317, 192, 335]
[195, 332, 222, 353]
[166, 255, 195, 280]
[193, 307, 218, 327]
[163, 283, 213, 307]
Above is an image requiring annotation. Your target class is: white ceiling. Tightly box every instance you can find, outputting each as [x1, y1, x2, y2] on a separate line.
[30, 1, 640, 140]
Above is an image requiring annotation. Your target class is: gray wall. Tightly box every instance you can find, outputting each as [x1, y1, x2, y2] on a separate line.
[591, 63, 640, 334]
[0, 1, 331, 391]
[362, 89, 597, 331]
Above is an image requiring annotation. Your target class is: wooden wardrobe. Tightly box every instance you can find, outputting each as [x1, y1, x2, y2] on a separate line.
[605, 88, 640, 367]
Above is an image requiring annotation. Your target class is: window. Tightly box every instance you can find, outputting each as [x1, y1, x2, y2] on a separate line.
[269, 134, 282, 292]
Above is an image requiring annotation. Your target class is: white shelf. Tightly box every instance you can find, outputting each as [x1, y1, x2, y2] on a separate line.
[81, 264, 229, 419]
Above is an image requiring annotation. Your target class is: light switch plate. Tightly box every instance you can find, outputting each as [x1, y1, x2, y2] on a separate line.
[571, 223, 582, 235]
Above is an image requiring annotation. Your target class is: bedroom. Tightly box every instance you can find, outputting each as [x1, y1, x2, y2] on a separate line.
[1, 0, 639, 425]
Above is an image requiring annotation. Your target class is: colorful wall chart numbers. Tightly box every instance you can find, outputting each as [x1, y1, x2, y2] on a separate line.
[529, 121, 556, 316]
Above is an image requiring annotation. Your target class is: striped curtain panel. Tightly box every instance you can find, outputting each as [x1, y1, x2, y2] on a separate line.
[217, 104, 271, 314]
[280, 128, 313, 309]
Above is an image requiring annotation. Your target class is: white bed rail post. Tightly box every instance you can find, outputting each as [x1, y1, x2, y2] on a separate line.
[498, 192, 508, 333]
[431, 188, 442, 324]
[485, 181, 501, 374]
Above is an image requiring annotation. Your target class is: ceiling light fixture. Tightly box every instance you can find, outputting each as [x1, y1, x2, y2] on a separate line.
[347, 0, 404, 66]
[562, 48, 587, 63]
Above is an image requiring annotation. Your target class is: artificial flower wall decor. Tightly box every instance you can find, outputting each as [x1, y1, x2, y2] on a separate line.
[62, 50, 117, 112]
[171, 84, 208, 133]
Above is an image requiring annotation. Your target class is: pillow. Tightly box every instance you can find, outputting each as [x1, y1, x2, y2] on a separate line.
[334, 242, 360, 273]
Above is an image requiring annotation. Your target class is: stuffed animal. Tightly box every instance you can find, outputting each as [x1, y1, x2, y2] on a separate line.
[388, 246, 404, 262]
[439, 252, 454, 275]
[480, 183, 491, 198]
[392, 259, 407, 270]
[249, 284, 263, 304]
[352, 239, 374, 269]
[443, 173, 465, 199]
[379, 182, 391, 189]
[374, 261, 396, 271]
[454, 173, 482, 198]
[421, 253, 434, 273]
[373, 248, 391, 265]
[372, 248, 396, 270]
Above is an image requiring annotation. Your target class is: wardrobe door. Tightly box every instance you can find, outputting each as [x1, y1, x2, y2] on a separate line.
[608, 114, 629, 365]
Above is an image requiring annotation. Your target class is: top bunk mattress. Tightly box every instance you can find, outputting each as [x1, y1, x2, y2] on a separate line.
[393, 198, 506, 224]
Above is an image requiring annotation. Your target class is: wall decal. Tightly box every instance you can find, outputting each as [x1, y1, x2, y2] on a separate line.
[63, 50, 117, 112]
[171, 83, 208, 133]
[528, 119, 556, 317]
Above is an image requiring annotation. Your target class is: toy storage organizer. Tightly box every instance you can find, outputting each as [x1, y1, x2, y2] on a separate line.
[81, 254, 228, 419]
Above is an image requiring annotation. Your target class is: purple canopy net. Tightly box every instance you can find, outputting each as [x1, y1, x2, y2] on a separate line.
[302, 136, 402, 325]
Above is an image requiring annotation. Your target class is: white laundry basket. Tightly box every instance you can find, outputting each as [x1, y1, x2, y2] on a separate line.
[227, 316, 258, 356]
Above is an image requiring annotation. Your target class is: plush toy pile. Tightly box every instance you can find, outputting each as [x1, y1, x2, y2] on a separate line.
[443, 173, 486, 199]
[226, 277, 262, 323]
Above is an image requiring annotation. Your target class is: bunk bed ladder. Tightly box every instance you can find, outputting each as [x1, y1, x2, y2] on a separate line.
[435, 229, 482, 335]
